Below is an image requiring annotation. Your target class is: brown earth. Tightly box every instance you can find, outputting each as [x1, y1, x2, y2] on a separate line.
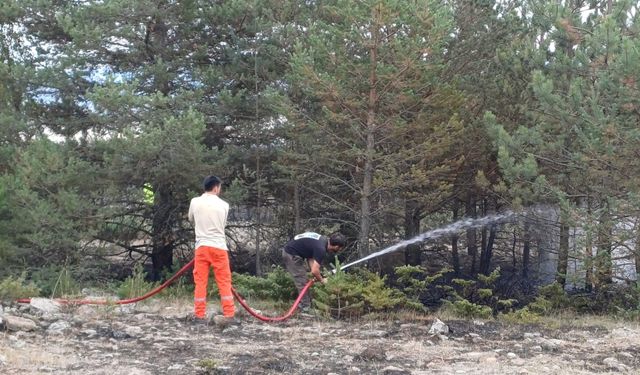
[1, 299, 639, 374]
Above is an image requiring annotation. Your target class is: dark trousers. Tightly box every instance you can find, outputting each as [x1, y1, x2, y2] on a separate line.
[282, 249, 311, 309]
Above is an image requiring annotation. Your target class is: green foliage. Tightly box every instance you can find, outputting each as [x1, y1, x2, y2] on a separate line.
[393, 265, 449, 311]
[442, 267, 518, 318]
[358, 270, 405, 312]
[0, 273, 41, 301]
[529, 282, 570, 314]
[314, 269, 365, 319]
[314, 267, 404, 319]
[232, 267, 297, 302]
[196, 358, 221, 375]
[500, 307, 543, 324]
[118, 264, 157, 300]
[30, 265, 81, 298]
[441, 299, 493, 320]
[158, 267, 194, 299]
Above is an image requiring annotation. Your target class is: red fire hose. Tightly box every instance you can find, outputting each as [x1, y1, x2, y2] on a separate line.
[15, 259, 314, 323]
[16, 260, 196, 305]
[231, 279, 315, 322]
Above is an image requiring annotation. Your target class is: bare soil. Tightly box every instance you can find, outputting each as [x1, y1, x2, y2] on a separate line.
[1, 300, 639, 374]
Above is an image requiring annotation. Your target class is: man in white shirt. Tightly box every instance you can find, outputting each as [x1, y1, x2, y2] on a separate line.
[188, 175, 236, 325]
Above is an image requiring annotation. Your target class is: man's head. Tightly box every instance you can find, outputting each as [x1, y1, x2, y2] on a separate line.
[203, 175, 222, 194]
[327, 232, 346, 253]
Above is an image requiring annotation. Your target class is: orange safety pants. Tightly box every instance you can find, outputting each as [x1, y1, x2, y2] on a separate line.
[193, 246, 235, 318]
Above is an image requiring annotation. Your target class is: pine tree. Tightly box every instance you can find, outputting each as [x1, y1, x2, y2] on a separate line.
[285, 0, 456, 258]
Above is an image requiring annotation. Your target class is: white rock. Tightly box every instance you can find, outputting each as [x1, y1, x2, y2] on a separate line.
[428, 318, 449, 335]
[47, 320, 71, 335]
[507, 352, 518, 359]
[479, 356, 498, 364]
[4, 315, 38, 331]
[124, 325, 143, 337]
[603, 357, 628, 371]
[29, 298, 61, 314]
[511, 359, 526, 366]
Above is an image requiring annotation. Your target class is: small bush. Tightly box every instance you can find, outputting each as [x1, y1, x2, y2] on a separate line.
[358, 269, 404, 312]
[526, 283, 569, 315]
[232, 267, 297, 301]
[0, 273, 41, 301]
[500, 307, 543, 324]
[314, 269, 365, 319]
[196, 358, 221, 375]
[30, 265, 81, 298]
[441, 268, 516, 317]
[440, 299, 493, 319]
[118, 263, 157, 299]
[314, 266, 405, 319]
[393, 265, 449, 310]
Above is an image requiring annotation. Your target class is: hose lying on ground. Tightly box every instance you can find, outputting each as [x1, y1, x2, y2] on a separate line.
[16, 259, 313, 323]
[231, 280, 314, 322]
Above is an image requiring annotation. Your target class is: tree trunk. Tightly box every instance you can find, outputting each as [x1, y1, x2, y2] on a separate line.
[452, 202, 460, 275]
[584, 197, 593, 292]
[636, 217, 640, 287]
[254, 47, 262, 277]
[404, 200, 422, 266]
[479, 225, 496, 275]
[556, 219, 570, 287]
[148, 14, 174, 281]
[151, 185, 174, 281]
[293, 179, 301, 233]
[594, 206, 613, 288]
[357, 6, 380, 258]
[511, 227, 517, 269]
[522, 221, 530, 279]
[466, 193, 478, 273]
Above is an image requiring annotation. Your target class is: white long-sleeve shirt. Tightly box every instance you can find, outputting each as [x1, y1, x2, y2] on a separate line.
[188, 193, 229, 250]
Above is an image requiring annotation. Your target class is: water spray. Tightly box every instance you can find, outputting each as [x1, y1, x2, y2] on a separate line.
[334, 211, 517, 273]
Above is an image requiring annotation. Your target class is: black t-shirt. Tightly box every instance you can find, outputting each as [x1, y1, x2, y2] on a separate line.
[284, 232, 328, 264]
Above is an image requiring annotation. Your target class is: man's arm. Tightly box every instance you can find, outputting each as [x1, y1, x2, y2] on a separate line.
[309, 259, 326, 284]
[188, 201, 195, 224]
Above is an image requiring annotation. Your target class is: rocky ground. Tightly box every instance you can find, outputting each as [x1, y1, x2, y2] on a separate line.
[1, 298, 639, 374]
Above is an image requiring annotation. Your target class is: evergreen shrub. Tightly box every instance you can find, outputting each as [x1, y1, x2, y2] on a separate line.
[31, 265, 80, 298]
[314, 266, 404, 319]
[118, 263, 157, 299]
[0, 273, 41, 300]
[231, 267, 297, 301]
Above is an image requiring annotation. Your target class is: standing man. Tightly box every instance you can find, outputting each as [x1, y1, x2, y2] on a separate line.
[188, 175, 236, 326]
[282, 232, 346, 311]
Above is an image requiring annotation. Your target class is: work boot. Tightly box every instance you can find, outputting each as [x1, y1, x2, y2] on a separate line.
[297, 305, 316, 318]
[212, 315, 241, 329]
[184, 313, 208, 326]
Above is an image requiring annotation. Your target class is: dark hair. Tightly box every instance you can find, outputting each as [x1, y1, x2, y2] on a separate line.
[329, 232, 347, 248]
[203, 175, 222, 192]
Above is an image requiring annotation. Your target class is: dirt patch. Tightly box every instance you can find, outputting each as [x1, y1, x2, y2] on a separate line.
[1, 300, 639, 374]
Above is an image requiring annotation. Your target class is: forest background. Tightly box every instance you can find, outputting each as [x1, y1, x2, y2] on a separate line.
[1, 0, 640, 318]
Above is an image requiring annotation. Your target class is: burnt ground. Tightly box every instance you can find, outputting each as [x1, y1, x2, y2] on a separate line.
[1, 299, 639, 374]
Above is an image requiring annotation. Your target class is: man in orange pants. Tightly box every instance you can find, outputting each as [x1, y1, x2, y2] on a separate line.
[188, 175, 237, 327]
